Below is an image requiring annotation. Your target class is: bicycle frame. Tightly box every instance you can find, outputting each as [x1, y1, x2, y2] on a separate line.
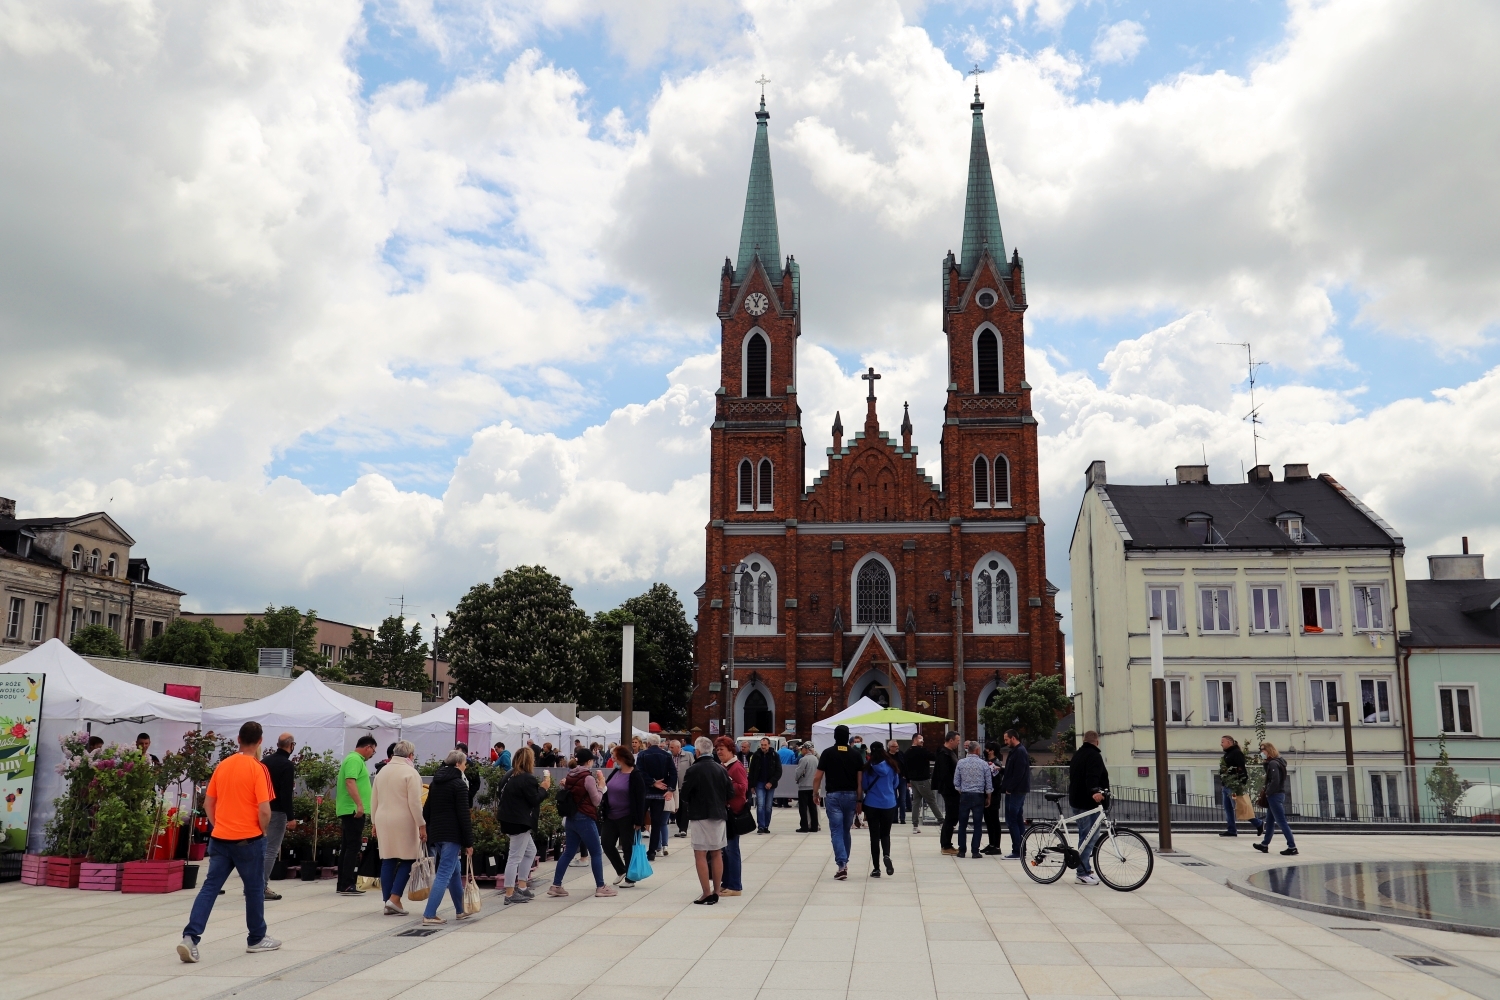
[1037, 800, 1110, 863]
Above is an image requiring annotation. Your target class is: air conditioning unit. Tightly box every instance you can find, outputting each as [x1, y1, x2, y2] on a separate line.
[258, 648, 294, 677]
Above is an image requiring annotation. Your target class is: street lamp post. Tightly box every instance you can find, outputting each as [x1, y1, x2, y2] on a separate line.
[430, 613, 440, 700]
[621, 624, 635, 749]
[1149, 615, 1173, 852]
[725, 562, 748, 738]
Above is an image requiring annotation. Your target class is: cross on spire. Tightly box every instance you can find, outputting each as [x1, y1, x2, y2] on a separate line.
[756, 74, 770, 98]
[861, 366, 881, 400]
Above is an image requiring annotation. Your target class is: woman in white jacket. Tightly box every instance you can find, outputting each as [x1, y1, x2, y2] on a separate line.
[370, 740, 425, 915]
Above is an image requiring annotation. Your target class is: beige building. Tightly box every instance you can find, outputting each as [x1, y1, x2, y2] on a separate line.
[1070, 461, 1410, 818]
[1, 498, 184, 653]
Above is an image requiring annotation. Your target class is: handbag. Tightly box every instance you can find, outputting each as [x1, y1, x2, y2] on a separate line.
[1233, 794, 1254, 821]
[1255, 789, 1268, 809]
[406, 845, 434, 901]
[462, 857, 482, 915]
[728, 800, 756, 837]
[626, 832, 653, 882]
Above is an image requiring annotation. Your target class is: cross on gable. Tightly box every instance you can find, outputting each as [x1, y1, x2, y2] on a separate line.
[861, 366, 881, 400]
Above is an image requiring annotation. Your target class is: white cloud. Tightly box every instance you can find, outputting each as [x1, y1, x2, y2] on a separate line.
[1011, 0, 1077, 31]
[1092, 20, 1145, 66]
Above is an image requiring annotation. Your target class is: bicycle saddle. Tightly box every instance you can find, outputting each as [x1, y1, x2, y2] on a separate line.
[1042, 791, 1066, 802]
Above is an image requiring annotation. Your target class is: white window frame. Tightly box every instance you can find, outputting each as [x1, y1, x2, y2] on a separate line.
[30, 602, 47, 642]
[972, 551, 1018, 635]
[88, 609, 101, 626]
[733, 554, 777, 636]
[737, 459, 754, 511]
[1167, 769, 1191, 805]
[5, 597, 21, 640]
[973, 454, 990, 508]
[71, 545, 82, 570]
[1308, 676, 1343, 724]
[1315, 771, 1352, 819]
[107, 613, 120, 635]
[1256, 675, 1293, 724]
[741, 327, 770, 398]
[106, 553, 118, 577]
[1368, 771, 1403, 820]
[1204, 676, 1238, 725]
[1437, 684, 1479, 736]
[1351, 583, 1387, 632]
[757, 458, 774, 511]
[69, 607, 82, 638]
[1167, 677, 1187, 725]
[971, 323, 1003, 394]
[1147, 585, 1183, 633]
[1300, 584, 1339, 634]
[1198, 586, 1236, 634]
[1358, 675, 1395, 725]
[851, 552, 897, 629]
[1249, 585, 1286, 633]
[992, 455, 1011, 508]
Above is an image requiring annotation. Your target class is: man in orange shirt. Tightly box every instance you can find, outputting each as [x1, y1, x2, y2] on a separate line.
[178, 721, 281, 963]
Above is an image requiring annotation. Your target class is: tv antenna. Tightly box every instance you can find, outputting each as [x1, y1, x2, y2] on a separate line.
[1218, 341, 1266, 469]
[387, 594, 417, 618]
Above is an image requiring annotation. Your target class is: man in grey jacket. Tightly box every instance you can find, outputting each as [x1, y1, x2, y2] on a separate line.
[670, 740, 693, 838]
[794, 744, 820, 833]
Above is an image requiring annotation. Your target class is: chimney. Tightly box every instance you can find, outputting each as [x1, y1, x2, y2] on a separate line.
[1175, 465, 1209, 485]
[1085, 461, 1107, 489]
[0, 497, 14, 519]
[1463, 536, 1470, 554]
[1248, 465, 1273, 483]
[1283, 463, 1311, 481]
[1430, 553, 1485, 580]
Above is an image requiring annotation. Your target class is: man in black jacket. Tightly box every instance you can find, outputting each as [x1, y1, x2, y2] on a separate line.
[1218, 735, 1261, 837]
[1067, 731, 1109, 885]
[933, 732, 962, 855]
[902, 734, 942, 833]
[999, 729, 1030, 859]
[635, 734, 677, 860]
[747, 737, 783, 834]
[261, 733, 297, 900]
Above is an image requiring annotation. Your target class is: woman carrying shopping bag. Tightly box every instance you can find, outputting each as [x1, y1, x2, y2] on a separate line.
[370, 740, 426, 915]
[497, 747, 550, 906]
[420, 751, 474, 924]
[599, 745, 649, 888]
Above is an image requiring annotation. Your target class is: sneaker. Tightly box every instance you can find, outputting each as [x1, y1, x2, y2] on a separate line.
[981, 846, 1002, 855]
[622, 879, 636, 888]
[941, 847, 960, 856]
[871, 867, 881, 878]
[970, 853, 984, 859]
[547, 884, 569, 897]
[594, 885, 618, 897]
[912, 828, 921, 834]
[337, 887, 365, 895]
[1219, 831, 1238, 838]
[247, 936, 282, 953]
[834, 866, 848, 881]
[1075, 873, 1100, 886]
[884, 857, 894, 876]
[422, 916, 446, 925]
[1253, 843, 1269, 853]
[1001, 854, 1020, 860]
[570, 856, 588, 867]
[384, 901, 407, 915]
[503, 893, 530, 905]
[177, 937, 200, 964]
[613, 872, 629, 886]
[1280, 847, 1299, 856]
[660, 849, 668, 857]
[516, 887, 535, 900]
[674, 832, 687, 838]
[263, 889, 283, 900]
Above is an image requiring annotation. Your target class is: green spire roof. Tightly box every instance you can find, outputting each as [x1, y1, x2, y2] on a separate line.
[735, 96, 781, 283]
[960, 86, 1005, 277]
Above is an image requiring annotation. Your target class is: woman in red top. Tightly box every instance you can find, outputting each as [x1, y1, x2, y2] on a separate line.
[714, 736, 749, 895]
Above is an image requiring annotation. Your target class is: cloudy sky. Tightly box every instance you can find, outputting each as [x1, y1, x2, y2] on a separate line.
[4, 0, 1498, 664]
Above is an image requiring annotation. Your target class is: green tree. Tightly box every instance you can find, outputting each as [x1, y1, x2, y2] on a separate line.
[243, 606, 327, 671]
[580, 584, 694, 728]
[69, 624, 127, 658]
[1426, 734, 1469, 821]
[343, 616, 432, 695]
[977, 674, 1071, 747]
[446, 566, 593, 703]
[140, 618, 257, 672]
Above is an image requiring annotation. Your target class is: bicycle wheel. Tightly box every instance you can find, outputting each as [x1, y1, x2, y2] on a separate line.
[1020, 825, 1067, 884]
[1092, 826, 1153, 891]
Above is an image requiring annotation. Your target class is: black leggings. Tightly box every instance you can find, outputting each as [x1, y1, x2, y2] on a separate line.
[600, 816, 635, 876]
[865, 806, 895, 865]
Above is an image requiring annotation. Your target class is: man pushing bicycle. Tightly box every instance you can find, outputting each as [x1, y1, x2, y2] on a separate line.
[1068, 730, 1111, 886]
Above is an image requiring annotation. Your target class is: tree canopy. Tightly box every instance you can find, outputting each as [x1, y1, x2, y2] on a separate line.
[69, 624, 126, 658]
[140, 617, 257, 671]
[243, 606, 327, 671]
[978, 674, 1071, 747]
[581, 584, 694, 728]
[343, 615, 431, 695]
[446, 566, 593, 704]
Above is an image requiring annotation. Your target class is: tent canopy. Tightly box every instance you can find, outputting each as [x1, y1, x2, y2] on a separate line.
[524, 708, 578, 746]
[400, 698, 492, 765]
[201, 670, 402, 756]
[9, 638, 202, 724]
[400, 697, 471, 731]
[811, 696, 918, 752]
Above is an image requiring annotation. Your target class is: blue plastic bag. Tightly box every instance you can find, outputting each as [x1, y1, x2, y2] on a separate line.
[627, 831, 653, 882]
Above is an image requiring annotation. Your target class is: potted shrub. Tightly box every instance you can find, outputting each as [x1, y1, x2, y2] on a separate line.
[81, 743, 154, 890]
[294, 748, 339, 879]
[469, 809, 508, 880]
[176, 730, 219, 870]
[34, 732, 93, 887]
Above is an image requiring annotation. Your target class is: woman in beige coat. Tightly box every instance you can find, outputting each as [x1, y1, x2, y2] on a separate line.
[370, 740, 426, 915]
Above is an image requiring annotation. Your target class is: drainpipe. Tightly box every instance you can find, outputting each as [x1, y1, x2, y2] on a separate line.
[1391, 548, 1419, 819]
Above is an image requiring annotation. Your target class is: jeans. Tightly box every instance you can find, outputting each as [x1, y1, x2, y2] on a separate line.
[824, 790, 857, 868]
[600, 816, 635, 876]
[798, 790, 819, 830]
[939, 791, 960, 848]
[956, 793, 986, 856]
[647, 798, 668, 854]
[895, 781, 908, 825]
[183, 836, 266, 946]
[504, 829, 538, 889]
[755, 785, 776, 831]
[336, 813, 364, 890]
[910, 779, 943, 830]
[262, 812, 288, 888]
[380, 858, 413, 900]
[1260, 793, 1295, 849]
[1075, 811, 1101, 877]
[553, 814, 605, 887]
[1004, 794, 1026, 855]
[722, 832, 743, 890]
[1223, 786, 1263, 835]
[423, 841, 465, 918]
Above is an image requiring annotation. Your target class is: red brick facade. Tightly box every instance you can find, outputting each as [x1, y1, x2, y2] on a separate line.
[691, 170, 1065, 742]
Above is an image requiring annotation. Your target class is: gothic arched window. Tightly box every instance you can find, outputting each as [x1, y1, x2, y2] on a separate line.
[758, 459, 773, 509]
[973, 553, 1017, 633]
[738, 459, 753, 510]
[757, 572, 773, 625]
[734, 556, 776, 634]
[973, 455, 989, 507]
[855, 557, 893, 626]
[975, 328, 1000, 393]
[745, 331, 769, 397]
[993, 454, 1010, 506]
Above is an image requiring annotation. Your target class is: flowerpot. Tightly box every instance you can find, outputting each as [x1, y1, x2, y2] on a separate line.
[182, 863, 199, 890]
[80, 861, 124, 891]
[122, 859, 184, 894]
[44, 856, 84, 888]
[187, 842, 206, 861]
[20, 853, 47, 886]
[300, 862, 320, 881]
[270, 859, 287, 881]
[148, 826, 181, 861]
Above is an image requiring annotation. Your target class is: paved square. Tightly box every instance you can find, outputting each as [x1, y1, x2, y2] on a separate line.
[7, 828, 1500, 1000]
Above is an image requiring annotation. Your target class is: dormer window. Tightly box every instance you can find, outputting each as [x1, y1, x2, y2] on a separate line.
[1275, 512, 1318, 544]
[89, 549, 101, 572]
[106, 553, 118, 577]
[1184, 512, 1224, 546]
[71, 544, 83, 570]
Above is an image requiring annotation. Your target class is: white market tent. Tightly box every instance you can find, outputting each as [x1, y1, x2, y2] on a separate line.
[579, 714, 648, 745]
[487, 706, 533, 756]
[400, 698, 494, 766]
[201, 670, 401, 758]
[524, 708, 580, 751]
[811, 696, 917, 753]
[9, 639, 203, 851]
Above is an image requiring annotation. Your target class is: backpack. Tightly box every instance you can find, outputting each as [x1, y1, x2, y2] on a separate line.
[555, 778, 578, 819]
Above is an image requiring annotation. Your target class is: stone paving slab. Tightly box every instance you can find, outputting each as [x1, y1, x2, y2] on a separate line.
[5, 828, 1500, 1000]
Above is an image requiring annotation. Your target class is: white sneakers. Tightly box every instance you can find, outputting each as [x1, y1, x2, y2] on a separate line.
[1075, 873, 1100, 886]
[247, 936, 282, 953]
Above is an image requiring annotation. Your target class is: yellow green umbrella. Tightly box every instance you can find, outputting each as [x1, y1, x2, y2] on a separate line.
[839, 707, 952, 741]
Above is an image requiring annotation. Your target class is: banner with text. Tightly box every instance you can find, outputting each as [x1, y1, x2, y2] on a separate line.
[0, 673, 44, 851]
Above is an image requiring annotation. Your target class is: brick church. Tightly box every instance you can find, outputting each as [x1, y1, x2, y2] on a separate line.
[691, 89, 1065, 743]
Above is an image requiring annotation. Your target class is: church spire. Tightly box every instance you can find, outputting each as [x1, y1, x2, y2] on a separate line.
[959, 85, 1004, 278]
[735, 94, 781, 283]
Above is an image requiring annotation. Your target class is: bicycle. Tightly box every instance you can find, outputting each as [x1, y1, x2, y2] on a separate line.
[1020, 790, 1154, 891]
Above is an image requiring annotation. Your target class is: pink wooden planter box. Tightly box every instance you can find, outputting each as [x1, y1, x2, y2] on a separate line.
[45, 856, 83, 888]
[80, 862, 124, 891]
[122, 859, 184, 894]
[20, 854, 47, 886]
